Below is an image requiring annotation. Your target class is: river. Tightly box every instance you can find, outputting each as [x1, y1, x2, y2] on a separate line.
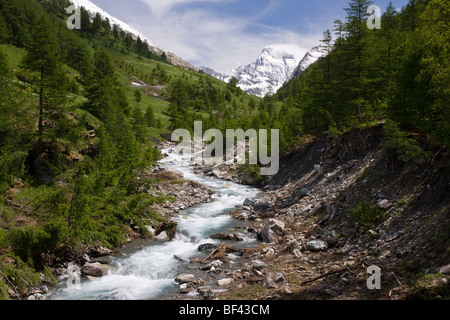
[47, 146, 261, 300]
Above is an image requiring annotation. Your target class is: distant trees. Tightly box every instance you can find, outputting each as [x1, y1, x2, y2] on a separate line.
[274, 0, 449, 148]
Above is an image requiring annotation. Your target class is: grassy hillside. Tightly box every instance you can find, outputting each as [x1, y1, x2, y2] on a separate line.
[0, 0, 262, 300]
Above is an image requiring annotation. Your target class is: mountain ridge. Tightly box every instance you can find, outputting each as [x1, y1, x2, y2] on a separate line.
[202, 44, 325, 97]
[70, 0, 198, 71]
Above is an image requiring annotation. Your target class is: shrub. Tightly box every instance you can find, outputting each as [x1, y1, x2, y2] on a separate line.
[384, 120, 430, 162]
[350, 201, 384, 232]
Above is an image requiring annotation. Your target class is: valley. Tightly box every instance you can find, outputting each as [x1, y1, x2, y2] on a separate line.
[0, 0, 448, 302]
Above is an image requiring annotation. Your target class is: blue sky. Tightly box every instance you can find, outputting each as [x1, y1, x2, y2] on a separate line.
[90, 0, 410, 73]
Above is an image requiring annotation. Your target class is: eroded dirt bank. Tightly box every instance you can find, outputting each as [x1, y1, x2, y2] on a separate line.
[207, 124, 449, 300]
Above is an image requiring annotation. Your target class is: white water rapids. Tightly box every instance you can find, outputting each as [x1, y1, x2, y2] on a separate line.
[48, 147, 261, 300]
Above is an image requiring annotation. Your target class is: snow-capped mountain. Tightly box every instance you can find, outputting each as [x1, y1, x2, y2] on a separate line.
[203, 45, 306, 97]
[199, 66, 232, 84]
[202, 45, 327, 97]
[69, 0, 197, 70]
[289, 45, 327, 80]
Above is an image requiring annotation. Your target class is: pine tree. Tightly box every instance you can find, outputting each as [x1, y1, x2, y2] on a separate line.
[22, 15, 69, 156]
[132, 106, 148, 143]
[344, 0, 374, 122]
[145, 105, 156, 128]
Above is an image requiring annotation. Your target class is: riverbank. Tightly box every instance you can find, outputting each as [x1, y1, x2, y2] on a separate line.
[206, 125, 450, 300]
[44, 143, 261, 300]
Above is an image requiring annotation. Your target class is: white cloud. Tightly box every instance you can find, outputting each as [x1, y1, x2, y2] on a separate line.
[131, 1, 321, 73]
[138, 0, 224, 17]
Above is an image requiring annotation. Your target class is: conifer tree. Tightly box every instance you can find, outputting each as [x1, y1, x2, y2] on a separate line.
[145, 105, 156, 128]
[344, 0, 374, 122]
[22, 15, 69, 156]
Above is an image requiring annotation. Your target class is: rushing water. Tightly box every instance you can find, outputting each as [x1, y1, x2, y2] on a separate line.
[48, 147, 260, 300]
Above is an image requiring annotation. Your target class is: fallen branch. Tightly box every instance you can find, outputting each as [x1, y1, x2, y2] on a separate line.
[201, 243, 241, 264]
[300, 262, 363, 286]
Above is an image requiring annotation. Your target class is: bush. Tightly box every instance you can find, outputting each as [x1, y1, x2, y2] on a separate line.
[350, 201, 384, 232]
[384, 120, 430, 162]
[7, 220, 68, 266]
[0, 254, 41, 300]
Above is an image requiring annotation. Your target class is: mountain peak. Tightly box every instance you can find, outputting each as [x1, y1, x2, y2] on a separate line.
[228, 44, 306, 97]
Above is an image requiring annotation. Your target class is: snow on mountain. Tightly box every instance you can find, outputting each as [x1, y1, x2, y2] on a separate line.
[202, 44, 306, 97]
[199, 66, 232, 83]
[69, 0, 197, 70]
[289, 45, 327, 80]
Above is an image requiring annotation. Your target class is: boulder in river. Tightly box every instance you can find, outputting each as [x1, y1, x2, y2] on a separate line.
[81, 262, 109, 277]
[243, 198, 255, 207]
[155, 231, 169, 242]
[198, 243, 218, 252]
[175, 274, 197, 284]
[210, 231, 244, 242]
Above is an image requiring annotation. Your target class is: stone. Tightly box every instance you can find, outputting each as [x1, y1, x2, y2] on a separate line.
[314, 164, 323, 173]
[198, 287, 213, 300]
[252, 260, 269, 271]
[209, 260, 224, 268]
[439, 264, 450, 275]
[377, 199, 392, 209]
[179, 283, 191, 294]
[175, 274, 197, 284]
[292, 249, 302, 258]
[243, 198, 255, 207]
[81, 262, 109, 277]
[234, 211, 250, 220]
[27, 293, 44, 300]
[259, 219, 285, 244]
[274, 273, 287, 284]
[155, 231, 169, 242]
[198, 243, 218, 252]
[300, 188, 312, 197]
[263, 274, 277, 289]
[306, 240, 328, 252]
[88, 246, 113, 258]
[218, 278, 234, 286]
[283, 239, 303, 254]
[210, 231, 243, 242]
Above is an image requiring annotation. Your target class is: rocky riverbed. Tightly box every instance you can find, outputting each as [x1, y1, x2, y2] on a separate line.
[42, 127, 449, 301]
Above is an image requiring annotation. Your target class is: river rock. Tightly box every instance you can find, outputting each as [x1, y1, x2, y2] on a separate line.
[218, 278, 234, 286]
[175, 274, 197, 284]
[306, 240, 329, 252]
[179, 283, 192, 294]
[81, 262, 109, 277]
[259, 219, 285, 244]
[252, 260, 269, 271]
[210, 231, 244, 242]
[243, 198, 255, 207]
[197, 287, 213, 300]
[88, 246, 113, 258]
[155, 231, 169, 242]
[234, 211, 250, 220]
[198, 243, 218, 252]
